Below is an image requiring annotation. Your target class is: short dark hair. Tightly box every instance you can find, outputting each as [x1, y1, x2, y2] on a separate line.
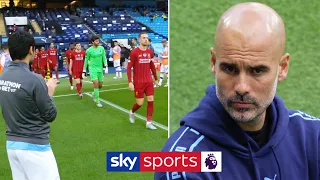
[132, 37, 137, 41]
[8, 31, 35, 61]
[75, 42, 80, 45]
[138, 32, 147, 38]
[91, 35, 99, 42]
[69, 42, 74, 46]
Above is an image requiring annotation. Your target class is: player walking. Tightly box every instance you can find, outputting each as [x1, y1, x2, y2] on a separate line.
[69, 42, 85, 98]
[37, 47, 49, 79]
[48, 43, 59, 82]
[83, 35, 107, 107]
[127, 32, 158, 130]
[66, 43, 75, 90]
[158, 39, 169, 87]
[112, 41, 122, 79]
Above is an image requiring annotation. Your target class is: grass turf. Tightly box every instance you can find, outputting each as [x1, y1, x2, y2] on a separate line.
[170, 0, 320, 133]
[0, 72, 168, 180]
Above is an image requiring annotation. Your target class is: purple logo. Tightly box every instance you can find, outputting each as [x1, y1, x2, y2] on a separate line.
[205, 153, 218, 169]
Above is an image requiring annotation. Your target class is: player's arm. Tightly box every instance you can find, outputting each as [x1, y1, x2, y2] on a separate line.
[150, 52, 158, 81]
[83, 49, 90, 73]
[127, 50, 135, 83]
[113, 47, 118, 54]
[102, 47, 107, 67]
[33, 78, 57, 122]
[69, 54, 74, 74]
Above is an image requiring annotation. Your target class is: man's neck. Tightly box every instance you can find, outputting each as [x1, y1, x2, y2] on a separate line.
[75, 49, 81, 52]
[139, 45, 147, 51]
[93, 45, 98, 48]
[238, 110, 266, 131]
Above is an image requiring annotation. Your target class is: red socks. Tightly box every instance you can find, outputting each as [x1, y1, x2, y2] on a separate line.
[69, 75, 73, 86]
[55, 71, 59, 79]
[147, 101, 154, 122]
[131, 103, 141, 113]
[76, 83, 81, 94]
[80, 81, 82, 88]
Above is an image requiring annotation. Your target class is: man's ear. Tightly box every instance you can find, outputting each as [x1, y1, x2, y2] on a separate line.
[210, 47, 217, 76]
[278, 53, 290, 82]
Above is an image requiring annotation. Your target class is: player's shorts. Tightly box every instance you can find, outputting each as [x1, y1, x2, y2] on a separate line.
[39, 65, 47, 71]
[134, 82, 154, 98]
[160, 64, 168, 73]
[49, 62, 57, 69]
[73, 71, 83, 79]
[7, 149, 60, 180]
[90, 71, 103, 81]
[113, 59, 121, 67]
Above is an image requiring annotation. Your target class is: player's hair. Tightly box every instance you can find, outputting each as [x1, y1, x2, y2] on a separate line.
[138, 32, 148, 38]
[75, 42, 81, 45]
[8, 31, 35, 61]
[69, 42, 74, 46]
[132, 37, 137, 41]
[91, 35, 100, 42]
[148, 38, 152, 43]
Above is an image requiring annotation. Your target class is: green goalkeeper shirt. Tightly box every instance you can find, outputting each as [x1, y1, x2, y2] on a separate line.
[83, 46, 107, 73]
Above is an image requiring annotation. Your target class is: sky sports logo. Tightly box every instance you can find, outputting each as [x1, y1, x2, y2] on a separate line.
[106, 152, 222, 172]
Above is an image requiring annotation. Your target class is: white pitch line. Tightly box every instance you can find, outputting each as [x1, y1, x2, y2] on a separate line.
[85, 93, 168, 131]
[53, 88, 127, 98]
[82, 80, 127, 87]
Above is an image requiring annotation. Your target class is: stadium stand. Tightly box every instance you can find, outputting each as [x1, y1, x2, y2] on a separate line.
[0, 1, 168, 75]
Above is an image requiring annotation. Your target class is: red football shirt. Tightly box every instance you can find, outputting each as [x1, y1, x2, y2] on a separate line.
[65, 49, 74, 64]
[71, 50, 85, 72]
[127, 47, 158, 83]
[37, 51, 49, 67]
[32, 55, 38, 68]
[47, 48, 57, 64]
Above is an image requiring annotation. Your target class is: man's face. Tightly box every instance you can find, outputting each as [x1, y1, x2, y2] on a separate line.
[35, 49, 39, 53]
[212, 30, 287, 124]
[76, 44, 81, 50]
[41, 47, 45, 51]
[139, 34, 148, 46]
[93, 39, 99, 46]
[132, 39, 137, 45]
[162, 41, 166, 47]
[50, 43, 54, 48]
[70, 44, 75, 50]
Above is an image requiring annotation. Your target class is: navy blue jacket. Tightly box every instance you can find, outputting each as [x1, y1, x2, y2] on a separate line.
[155, 84, 320, 180]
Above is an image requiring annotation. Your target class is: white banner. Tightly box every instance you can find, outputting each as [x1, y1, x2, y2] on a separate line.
[5, 17, 28, 25]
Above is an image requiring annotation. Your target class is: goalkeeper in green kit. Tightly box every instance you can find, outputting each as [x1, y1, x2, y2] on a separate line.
[83, 35, 108, 107]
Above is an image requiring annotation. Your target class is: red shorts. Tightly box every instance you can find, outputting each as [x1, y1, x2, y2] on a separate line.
[134, 82, 154, 98]
[39, 65, 47, 71]
[49, 62, 57, 69]
[73, 71, 83, 79]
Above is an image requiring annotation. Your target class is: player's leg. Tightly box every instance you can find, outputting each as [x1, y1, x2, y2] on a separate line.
[113, 60, 121, 79]
[19, 149, 60, 180]
[129, 83, 144, 123]
[164, 65, 169, 87]
[54, 64, 59, 82]
[68, 65, 73, 90]
[158, 64, 165, 87]
[146, 82, 157, 130]
[7, 149, 28, 180]
[74, 71, 82, 98]
[91, 72, 102, 107]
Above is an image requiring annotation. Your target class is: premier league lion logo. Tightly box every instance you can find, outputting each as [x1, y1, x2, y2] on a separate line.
[205, 153, 218, 170]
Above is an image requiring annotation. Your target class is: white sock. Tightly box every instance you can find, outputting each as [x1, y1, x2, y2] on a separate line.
[119, 71, 122, 78]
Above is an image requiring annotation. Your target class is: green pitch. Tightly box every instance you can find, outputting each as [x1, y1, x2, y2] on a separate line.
[170, 0, 320, 133]
[0, 72, 168, 180]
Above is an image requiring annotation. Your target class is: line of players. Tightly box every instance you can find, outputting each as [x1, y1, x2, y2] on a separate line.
[30, 43, 60, 82]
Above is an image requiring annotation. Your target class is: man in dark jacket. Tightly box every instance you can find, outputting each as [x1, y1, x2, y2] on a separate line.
[155, 2, 320, 180]
[0, 31, 59, 180]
